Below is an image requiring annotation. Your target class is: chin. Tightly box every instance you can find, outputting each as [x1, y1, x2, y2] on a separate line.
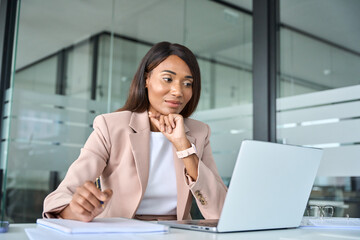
[162, 108, 182, 115]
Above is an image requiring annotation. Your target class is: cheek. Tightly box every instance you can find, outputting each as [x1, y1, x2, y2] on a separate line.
[184, 89, 193, 103]
[148, 83, 167, 101]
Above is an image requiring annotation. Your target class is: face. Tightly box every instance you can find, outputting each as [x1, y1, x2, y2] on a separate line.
[146, 55, 193, 115]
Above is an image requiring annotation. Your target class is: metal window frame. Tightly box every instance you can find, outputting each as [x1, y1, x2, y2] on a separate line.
[0, 0, 18, 215]
[252, 0, 279, 142]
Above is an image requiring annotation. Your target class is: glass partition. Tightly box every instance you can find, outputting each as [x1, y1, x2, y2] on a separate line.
[65, 40, 94, 99]
[278, 0, 360, 218]
[14, 55, 58, 94]
[1, 0, 114, 223]
[1, 0, 253, 222]
[96, 35, 151, 110]
[187, 0, 253, 183]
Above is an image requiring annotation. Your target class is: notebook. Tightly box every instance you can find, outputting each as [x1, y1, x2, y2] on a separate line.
[159, 140, 323, 232]
[36, 217, 168, 234]
[301, 217, 360, 229]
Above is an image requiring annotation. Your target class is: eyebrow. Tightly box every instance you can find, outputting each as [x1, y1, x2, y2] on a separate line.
[161, 70, 193, 79]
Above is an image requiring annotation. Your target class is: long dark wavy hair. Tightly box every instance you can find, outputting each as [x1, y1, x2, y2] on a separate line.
[117, 41, 201, 118]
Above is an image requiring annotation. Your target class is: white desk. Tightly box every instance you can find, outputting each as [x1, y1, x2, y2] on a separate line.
[2, 224, 360, 240]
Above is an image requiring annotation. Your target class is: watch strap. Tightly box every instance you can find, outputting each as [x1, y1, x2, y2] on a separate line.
[176, 143, 197, 159]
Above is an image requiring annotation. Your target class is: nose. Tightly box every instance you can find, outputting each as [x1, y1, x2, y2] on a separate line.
[170, 82, 183, 97]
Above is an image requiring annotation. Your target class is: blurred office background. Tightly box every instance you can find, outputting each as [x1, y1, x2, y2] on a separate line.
[0, 0, 359, 222]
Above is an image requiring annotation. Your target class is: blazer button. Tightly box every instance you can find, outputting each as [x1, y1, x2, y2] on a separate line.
[194, 190, 201, 197]
[199, 197, 207, 206]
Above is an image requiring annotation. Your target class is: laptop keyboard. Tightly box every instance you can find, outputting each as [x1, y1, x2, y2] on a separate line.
[182, 219, 219, 227]
[196, 221, 218, 227]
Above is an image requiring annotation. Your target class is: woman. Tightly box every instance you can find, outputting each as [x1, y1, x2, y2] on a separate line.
[43, 42, 227, 222]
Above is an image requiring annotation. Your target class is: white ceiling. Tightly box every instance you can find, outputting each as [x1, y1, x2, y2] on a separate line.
[15, 0, 360, 80]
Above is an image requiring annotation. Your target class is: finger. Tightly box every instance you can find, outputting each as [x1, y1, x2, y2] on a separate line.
[164, 116, 173, 134]
[91, 206, 105, 220]
[168, 114, 176, 128]
[173, 114, 183, 123]
[76, 185, 102, 209]
[88, 189, 112, 216]
[102, 189, 113, 202]
[69, 199, 92, 217]
[84, 181, 109, 202]
[159, 115, 165, 132]
[80, 181, 108, 208]
[154, 112, 161, 118]
[73, 192, 97, 212]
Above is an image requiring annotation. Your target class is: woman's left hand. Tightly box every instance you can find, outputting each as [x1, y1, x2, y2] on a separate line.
[148, 111, 190, 150]
[149, 111, 199, 180]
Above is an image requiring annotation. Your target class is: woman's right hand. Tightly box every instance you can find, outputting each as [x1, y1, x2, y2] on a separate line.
[59, 181, 113, 222]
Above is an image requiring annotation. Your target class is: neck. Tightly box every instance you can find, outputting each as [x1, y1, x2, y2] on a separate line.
[149, 120, 160, 132]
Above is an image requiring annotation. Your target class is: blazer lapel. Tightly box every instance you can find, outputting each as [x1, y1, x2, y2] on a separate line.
[174, 122, 196, 220]
[129, 112, 150, 202]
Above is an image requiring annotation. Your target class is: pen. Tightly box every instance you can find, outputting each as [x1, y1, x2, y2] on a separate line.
[95, 177, 104, 206]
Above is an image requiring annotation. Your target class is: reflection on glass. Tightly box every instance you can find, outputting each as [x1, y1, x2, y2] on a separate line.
[278, 0, 360, 218]
[307, 205, 334, 218]
[65, 41, 93, 99]
[96, 35, 150, 111]
[14, 56, 57, 94]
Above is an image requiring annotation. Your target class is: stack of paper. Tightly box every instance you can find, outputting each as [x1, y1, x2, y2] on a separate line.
[301, 217, 360, 229]
[26, 218, 169, 240]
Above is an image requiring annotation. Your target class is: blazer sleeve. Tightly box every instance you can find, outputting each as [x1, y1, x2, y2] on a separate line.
[185, 124, 228, 219]
[42, 115, 111, 218]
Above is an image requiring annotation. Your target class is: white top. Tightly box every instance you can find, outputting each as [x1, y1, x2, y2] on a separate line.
[136, 132, 177, 215]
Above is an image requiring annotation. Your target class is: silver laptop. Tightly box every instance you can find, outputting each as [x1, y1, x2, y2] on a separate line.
[159, 140, 323, 232]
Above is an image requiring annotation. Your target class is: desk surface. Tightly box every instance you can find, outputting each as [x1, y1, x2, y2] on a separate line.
[2, 223, 360, 240]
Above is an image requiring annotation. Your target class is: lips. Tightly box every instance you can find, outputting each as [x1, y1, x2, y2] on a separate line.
[165, 100, 182, 108]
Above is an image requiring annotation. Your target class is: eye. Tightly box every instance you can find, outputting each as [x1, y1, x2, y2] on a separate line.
[184, 82, 193, 87]
[163, 77, 172, 82]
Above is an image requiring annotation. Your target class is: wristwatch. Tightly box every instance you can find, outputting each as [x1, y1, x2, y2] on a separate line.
[176, 143, 197, 159]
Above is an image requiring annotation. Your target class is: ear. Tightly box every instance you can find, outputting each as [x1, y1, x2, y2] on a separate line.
[145, 76, 149, 88]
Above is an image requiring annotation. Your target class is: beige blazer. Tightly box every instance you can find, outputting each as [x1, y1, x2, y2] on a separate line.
[43, 111, 227, 220]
